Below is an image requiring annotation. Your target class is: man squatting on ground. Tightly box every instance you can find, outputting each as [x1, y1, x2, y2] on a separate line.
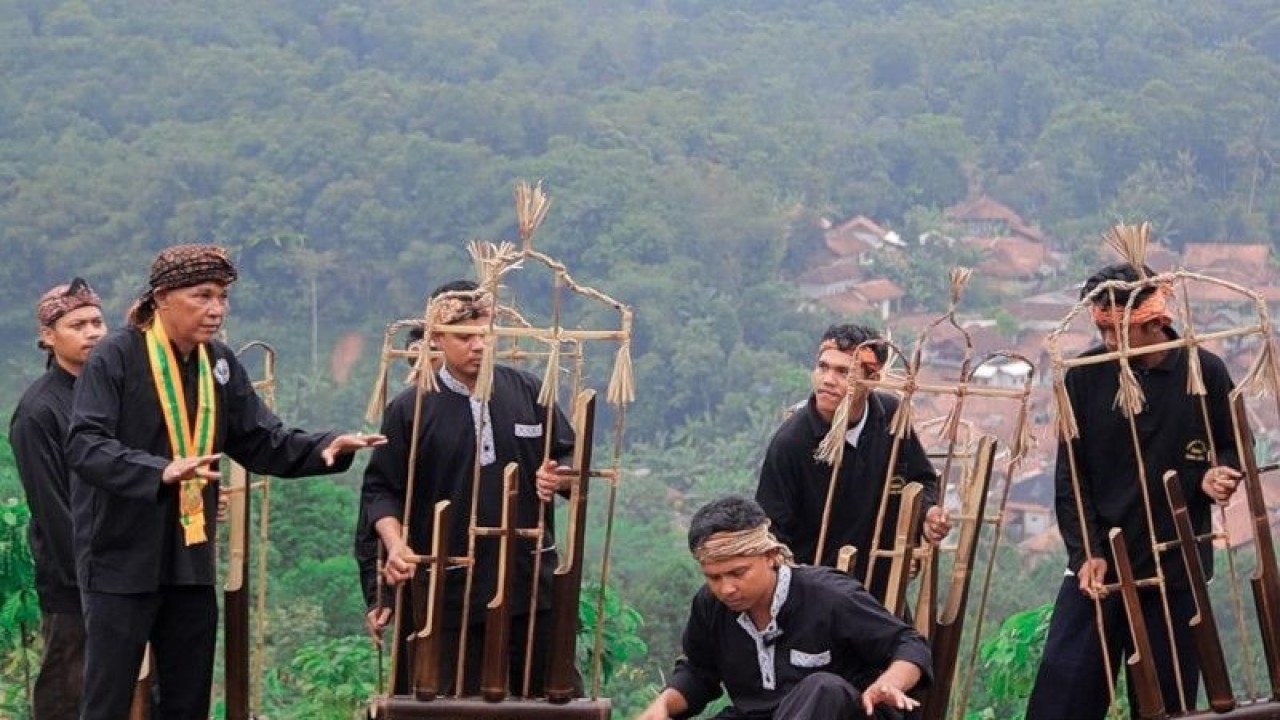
[636, 495, 932, 720]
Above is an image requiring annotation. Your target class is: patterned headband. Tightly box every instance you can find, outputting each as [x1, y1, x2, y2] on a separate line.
[37, 277, 101, 328]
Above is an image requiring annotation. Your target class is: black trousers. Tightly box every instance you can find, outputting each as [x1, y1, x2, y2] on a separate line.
[395, 609, 576, 698]
[80, 585, 216, 720]
[35, 610, 85, 720]
[1026, 576, 1199, 720]
[713, 672, 910, 720]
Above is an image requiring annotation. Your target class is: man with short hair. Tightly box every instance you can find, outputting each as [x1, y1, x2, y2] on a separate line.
[1025, 261, 1242, 719]
[10, 278, 106, 719]
[68, 244, 384, 720]
[362, 279, 577, 696]
[636, 495, 932, 720]
[755, 323, 948, 600]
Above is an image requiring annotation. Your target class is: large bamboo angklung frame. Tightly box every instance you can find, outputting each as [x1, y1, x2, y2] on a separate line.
[222, 341, 276, 720]
[1044, 226, 1280, 719]
[814, 268, 1037, 720]
[366, 182, 632, 719]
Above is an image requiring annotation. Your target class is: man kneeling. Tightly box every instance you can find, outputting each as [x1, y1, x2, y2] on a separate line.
[637, 495, 932, 720]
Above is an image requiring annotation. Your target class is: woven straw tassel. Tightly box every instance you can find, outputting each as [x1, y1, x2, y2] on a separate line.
[1051, 372, 1080, 440]
[1185, 342, 1207, 397]
[1103, 222, 1152, 274]
[1011, 408, 1035, 463]
[364, 360, 391, 424]
[538, 336, 561, 408]
[606, 340, 635, 406]
[473, 341, 497, 402]
[815, 391, 851, 466]
[949, 266, 973, 310]
[1114, 360, 1145, 418]
[1237, 338, 1277, 398]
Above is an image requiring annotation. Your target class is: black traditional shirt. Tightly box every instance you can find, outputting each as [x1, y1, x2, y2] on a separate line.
[756, 391, 937, 597]
[668, 564, 933, 719]
[10, 363, 81, 612]
[361, 364, 574, 629]
[67, 328, 351, 594]
[1054, 331, 1238, 585]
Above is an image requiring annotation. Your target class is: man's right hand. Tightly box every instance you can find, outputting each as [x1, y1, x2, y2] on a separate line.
[365, 606, 392, 647]
[1077, 557, 1109, 598]
[161, 453, 222, 485]
[382, 542, 416, 585]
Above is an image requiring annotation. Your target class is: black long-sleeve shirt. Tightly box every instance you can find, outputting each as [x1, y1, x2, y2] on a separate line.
[10, 364, 81, 613]
[668, 564, 932, 719]
[756, 392, 937, 596]
[360, 364, 574, 629]
[1054, 333, 1238, 585]
[67, 328, 352, 594]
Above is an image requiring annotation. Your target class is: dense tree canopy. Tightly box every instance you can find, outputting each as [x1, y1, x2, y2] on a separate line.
[1, 1, 1277, 716]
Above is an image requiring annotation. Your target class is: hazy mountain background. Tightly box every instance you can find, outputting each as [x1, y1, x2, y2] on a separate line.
[1, 1, 1277, 716]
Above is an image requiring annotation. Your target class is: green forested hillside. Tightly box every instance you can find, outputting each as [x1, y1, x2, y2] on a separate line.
[2, 1, 1278, 717]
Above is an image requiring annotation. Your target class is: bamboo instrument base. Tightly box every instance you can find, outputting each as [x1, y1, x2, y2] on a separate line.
[1174, 699, 1280, 719]
[372, 696, 611, 719]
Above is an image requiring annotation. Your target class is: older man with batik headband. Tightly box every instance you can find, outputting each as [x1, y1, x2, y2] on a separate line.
[68, 243, 384, 720]
[1026, 261, 1242, 720]
[11, 277, 106, 719]
[637, 495, 932, 720]
[756, 323, 947, 604]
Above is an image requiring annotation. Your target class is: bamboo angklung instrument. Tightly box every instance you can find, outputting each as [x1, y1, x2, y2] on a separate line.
[369, 182, 632, 719]
[1230, 394, 1280, 701]
[480, 465, 521, 703]
[1109, 528, 1168, 720]
[545, 390, 598, 703]
[1163, 471, 1235, 712]
[1044, 227, 1280, 716]
[880, 482, 925, 618]
[920, 434, 996, 720]
[411, 500, 453, 700]
[224, 340, 275, 720]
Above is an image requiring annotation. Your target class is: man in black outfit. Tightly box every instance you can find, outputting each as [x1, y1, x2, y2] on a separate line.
[361, 280, 576, 697]
[636, 495, 932, 720]
[755, 323, 948, 600]
[68, 244, 384, 720]
[10, 278, 106, 720]
[1025, 261, 1242, 719]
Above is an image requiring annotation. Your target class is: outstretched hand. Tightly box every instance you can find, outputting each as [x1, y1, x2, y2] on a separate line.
[322, 432, 387, 466]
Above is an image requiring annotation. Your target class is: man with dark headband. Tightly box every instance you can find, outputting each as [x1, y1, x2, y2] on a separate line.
[361, 278, 577, 696]
[1025, 260, 1241, 719]
[67, 244, 385, 720]
[755, 323, 947, 602]
[10, 278, 106, 719]
[636, 495, 932, 720]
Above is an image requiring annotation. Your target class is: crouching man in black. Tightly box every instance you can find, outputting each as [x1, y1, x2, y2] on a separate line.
[636, 495, 932, 720]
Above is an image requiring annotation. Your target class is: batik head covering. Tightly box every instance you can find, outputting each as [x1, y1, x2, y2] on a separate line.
[127, 244, 238, 328]
[37, 277, 101, 329]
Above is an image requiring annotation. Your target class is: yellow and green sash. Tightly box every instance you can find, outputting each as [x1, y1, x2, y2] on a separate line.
[144, 320, 217, 546]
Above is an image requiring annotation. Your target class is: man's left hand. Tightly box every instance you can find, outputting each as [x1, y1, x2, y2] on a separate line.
[1201, 465, 1242, 504]
[321, 432, 387, 466]
[861, 682, 920, 716]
